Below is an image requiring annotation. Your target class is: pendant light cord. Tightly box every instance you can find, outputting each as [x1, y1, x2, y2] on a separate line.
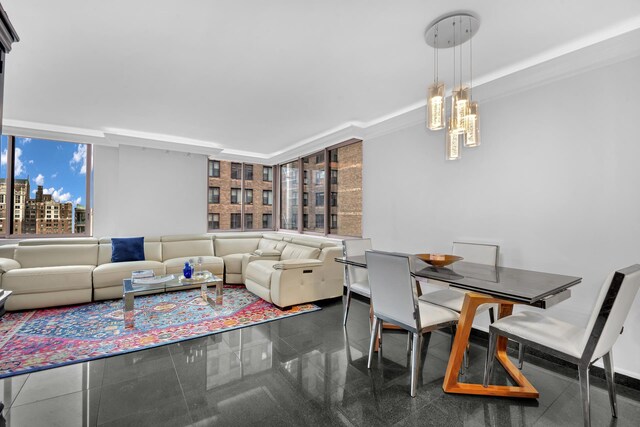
[469, 16, 473, 100]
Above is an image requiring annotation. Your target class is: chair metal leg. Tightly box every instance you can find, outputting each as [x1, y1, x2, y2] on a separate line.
[410, 332, 420, 397]
[483, 330, 499, 387]
[603, 351, 618, 418]
[367, 316, 380, 369]
[578, 364, 591, 427]
[406, 332, 412, 354]
[342, 289, 352, 326]
[518, 343, 525, 369]
[488, 307, 495, 324]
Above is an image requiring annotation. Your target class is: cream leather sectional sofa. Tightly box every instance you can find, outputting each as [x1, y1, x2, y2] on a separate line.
[0, 232, 343, 311]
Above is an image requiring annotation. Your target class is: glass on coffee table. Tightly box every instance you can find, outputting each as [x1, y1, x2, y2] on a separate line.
[122, 272, 223, 328]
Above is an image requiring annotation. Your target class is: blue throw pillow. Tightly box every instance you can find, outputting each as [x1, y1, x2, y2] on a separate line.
[111, 237, 145, 263]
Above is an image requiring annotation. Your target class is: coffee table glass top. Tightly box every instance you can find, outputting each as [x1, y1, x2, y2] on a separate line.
[124, 272, 221, 294]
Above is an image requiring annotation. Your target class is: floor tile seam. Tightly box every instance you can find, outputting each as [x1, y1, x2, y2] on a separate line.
[530, 378, 574, 426]
[167, 346, 196, 425]
[10, 385, 98, 409]
[3, 374, 29, 409]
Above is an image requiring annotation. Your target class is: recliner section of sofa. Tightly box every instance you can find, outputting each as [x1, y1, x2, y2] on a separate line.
[0, 232, 344, 311]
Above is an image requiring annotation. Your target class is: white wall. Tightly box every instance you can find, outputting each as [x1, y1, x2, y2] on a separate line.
[93, 144, 207, 236]
[363, 55, 640, 378]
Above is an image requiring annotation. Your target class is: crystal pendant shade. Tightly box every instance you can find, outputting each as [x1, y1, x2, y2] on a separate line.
[445, 119, 461, 161]
[451, 86, 470, 134]
[464, 101, 480, 147]
[427, 82, 446, 130]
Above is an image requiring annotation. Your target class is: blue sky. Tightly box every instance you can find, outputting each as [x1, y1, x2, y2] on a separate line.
[1, 135, 87, 206]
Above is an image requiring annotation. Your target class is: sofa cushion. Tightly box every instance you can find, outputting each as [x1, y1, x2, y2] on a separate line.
[93, 261, 165, 289]
[111, 237, 145, 263]
[258, 238, 286, 252]
[3, 265, 94, 294]
[222, 253, 244, 275]
[280, 243, 320, 261]
[214, 237, 261, 257]
[245, 260, 279, 289]
[161, 235, 214, 260]
[14, 244, 98, 268]
[164, 256, 223, 276]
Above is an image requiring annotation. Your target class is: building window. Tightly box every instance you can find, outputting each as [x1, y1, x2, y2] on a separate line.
[244, 213, 253, 230]
[230, 188, 241, 204]
[331, 169, 338, 184]
[280, 161, 299, 230]
[207, 160, 273, 231]
[331, 214, 338, 229]
[208, 160, 220, 177]
[244, 164, 253, 181]
[303, 214, 308, 229]
[262, 190, 273, 206]
[330, 192, 338, 207]
[208, 213, 220, 229]
[230, 213, 241, 229]
[262, 213, 272, 229]
[231, 163, 242, 180]
[263, 166, 273, 182]
[315, 214, 324, 228]
[0, 135, 92, 236]
[315, 192, 324, 207]
[208, 187, 220, 204]
[303, 192, 308, 206]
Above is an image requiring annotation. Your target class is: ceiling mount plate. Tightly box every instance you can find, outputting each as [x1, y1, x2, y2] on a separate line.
[425, 13, 479, 49]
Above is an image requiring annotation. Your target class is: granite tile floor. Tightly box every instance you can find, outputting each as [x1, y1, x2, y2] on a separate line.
[1, 296, 639, 426]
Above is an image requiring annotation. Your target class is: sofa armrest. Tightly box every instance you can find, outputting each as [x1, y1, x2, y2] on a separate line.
[0, 257, 21, 273]
[273, 259, 323, 270]
[253, 249, 281, 256]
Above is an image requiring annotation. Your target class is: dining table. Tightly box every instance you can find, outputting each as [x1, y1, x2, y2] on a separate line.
[335, 254, 582, 399]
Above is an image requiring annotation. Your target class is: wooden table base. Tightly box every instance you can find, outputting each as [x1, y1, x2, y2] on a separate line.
[442, 292, 539, 399]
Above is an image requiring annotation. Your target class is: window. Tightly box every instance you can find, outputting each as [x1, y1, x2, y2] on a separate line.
[244, 164, 253, 181]
[230, 188, 241, 204]
[315, 192, 324, 207]
[314, 170, 325, 185]
[303, 214, 308, 229]
[230, 213, 241, 229]
[331, 150, 338, 163]
[263, 166, 272, 182]
[208, 160, 220, 177]
[244, 213, 253, 230]
[208, 213, 220, 229]
[331, 214, 338, 229]
[206, 160, 274, 231]
[330, 192, 338, 207]
[315, 214, 324, 228]
[262, 214, 272, 229]
[262, 190, 273, 206]
[303, 151, 325, 232]
[303, 192, 308, 206]
[280, 161, 299, 230]
[303, 170, 309, 185]
[0, 135, 92, 236]
[231, 163, 242, 180]
[331, 169, 338, 184]
[208, 187, 220, 204]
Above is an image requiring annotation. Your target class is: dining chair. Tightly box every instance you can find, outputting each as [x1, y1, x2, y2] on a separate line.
[419, 242, 500, 367]
[342, 238, 373, 325]
[483, 264, 640, 427]
[365, 250, 459, 397]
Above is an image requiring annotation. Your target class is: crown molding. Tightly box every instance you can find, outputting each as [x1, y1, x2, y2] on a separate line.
[2, 119, 108, 145]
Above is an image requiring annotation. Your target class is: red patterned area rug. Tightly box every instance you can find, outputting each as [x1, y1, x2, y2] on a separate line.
[0, 285, 319, 378]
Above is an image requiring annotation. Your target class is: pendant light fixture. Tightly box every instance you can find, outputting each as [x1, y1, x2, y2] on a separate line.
[425, 13, 480, 160]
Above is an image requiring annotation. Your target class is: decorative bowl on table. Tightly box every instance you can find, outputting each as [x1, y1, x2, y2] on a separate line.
[416, 254, 463, 267]
[179, 270, 213, 283]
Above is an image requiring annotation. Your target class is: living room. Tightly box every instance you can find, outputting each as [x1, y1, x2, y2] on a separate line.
[0, 1, 639, 426]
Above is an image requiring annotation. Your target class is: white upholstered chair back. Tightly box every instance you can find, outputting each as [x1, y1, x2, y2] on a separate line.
[365, 250, 419, 331]
[344, 238, 372, 286]
[584, 266, 640, 361]
[452, 242, 498, 266]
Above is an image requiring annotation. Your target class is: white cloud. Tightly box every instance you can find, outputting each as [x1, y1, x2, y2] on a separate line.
[43, 186, 71, 203]
[19, 137, 32, 144]
[32, 189, 37, 194]
[28, 160, 34, 164]
[75, 197, 82, 205]
[34, 173, 45, 186]
[51, 172, 57, 178]
[1, 147, 26, 176]
[70, 145, 87, 174]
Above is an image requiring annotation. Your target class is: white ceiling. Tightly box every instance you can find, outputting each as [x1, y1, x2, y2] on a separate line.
[3, 0, 640, 159]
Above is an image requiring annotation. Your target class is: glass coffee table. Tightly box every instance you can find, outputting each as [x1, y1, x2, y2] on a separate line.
[123, 272, 223, 328]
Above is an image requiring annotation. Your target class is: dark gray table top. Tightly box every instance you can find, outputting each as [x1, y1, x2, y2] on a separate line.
[336, 255, 582, 304]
